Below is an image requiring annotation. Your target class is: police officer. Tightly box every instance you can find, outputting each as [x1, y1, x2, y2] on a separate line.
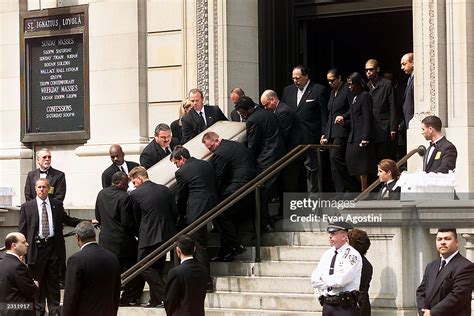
[311, 221, 362, 315]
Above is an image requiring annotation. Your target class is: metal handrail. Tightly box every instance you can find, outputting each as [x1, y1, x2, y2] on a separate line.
[353, 145, 427, 202]
[121, 143, 338, 286]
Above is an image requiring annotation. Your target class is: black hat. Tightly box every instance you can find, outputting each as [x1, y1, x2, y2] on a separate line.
[327, 221, 353, 233]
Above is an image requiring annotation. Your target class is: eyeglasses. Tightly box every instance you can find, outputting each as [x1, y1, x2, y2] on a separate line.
[40, 155, 51, 159]
[292, 76, 302, 81]
[365, 68, 375, 72]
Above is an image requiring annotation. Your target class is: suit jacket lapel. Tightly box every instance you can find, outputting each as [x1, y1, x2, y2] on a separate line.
[426, 255, 458, 305]
[297, 86, 312, 110]
[30, 201, 40, 234]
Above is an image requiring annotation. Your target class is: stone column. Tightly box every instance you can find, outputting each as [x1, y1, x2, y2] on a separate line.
[443, 0, 474, 192]
[408, 0, 447, 173]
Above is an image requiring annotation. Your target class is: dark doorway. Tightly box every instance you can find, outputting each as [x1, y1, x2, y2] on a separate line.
[305, 10, 413, 85]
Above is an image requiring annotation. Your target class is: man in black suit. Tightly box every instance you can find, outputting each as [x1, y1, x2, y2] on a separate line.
[140, 123, 180, 169]
[24, 148, 66, 202]
[421, 115, 457, 173]
[129, 166, 177, 307]
[181, 88, 227, 143]
[228, 87, 246, 122]
[416, 228, 474, 316]
[95, 171, 144, 306]
[0, 232, 38, 316]
[261, 89, 300, 219]
[235, 96, 283, 232]
[18, 178, 89, 316]
[202, 132, 257, 261]
[281, 65, 329, 192]
[401, 53, 414, 129]
[365, 59, 397, 161]
[172, 146, 218, 290]
[164, 235, 208, 316]
[101, 144, 138, 188]
[63, 221, 121, 316]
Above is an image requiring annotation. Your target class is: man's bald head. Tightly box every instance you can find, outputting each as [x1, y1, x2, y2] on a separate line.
[109, 144, 125, 166]
[365, 59, 380, 80]
[5, 232, 28, 256]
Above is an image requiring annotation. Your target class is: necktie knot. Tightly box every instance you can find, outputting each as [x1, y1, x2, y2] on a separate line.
[40, 170, 48, 174]
[440, 259, 446, 271]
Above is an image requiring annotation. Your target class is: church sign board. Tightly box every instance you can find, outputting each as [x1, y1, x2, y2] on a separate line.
[20, 5, 89, 143]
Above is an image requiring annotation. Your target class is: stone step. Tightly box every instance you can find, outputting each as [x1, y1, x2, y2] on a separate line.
[209, 245, 325, 262]
[215, 276, 313, 294]
[211, 261, 316, 277]
[205, 308, 320, 315]
[205, 291, 320, 312]
[208, 231, 329, 247]
[117, 306, 321, 316]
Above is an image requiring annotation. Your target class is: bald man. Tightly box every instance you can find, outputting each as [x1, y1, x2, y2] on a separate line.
[101, 144, 139, 188]
[0, 232, 38, 316]
[400, 53, 414, 128]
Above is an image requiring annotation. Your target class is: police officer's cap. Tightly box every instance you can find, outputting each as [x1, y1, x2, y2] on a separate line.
[327, 221, 353, 233]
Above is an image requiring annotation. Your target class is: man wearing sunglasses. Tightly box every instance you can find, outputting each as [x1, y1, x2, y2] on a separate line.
[24, 148, 66, 202]
[365, 59, 397, 162]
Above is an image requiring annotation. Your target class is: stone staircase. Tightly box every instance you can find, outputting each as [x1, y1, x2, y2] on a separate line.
[117, 231, 327, 315]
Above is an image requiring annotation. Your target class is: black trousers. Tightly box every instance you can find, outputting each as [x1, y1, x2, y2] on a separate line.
[329, 137, 359, 193]
[29, 241, 60, 316]
[190, 226, 211, 283]
[138, 244, 166, 305]
[322, 303, 356, 316]
[118, 256, 145, 304]
[214, 194, 252, 251]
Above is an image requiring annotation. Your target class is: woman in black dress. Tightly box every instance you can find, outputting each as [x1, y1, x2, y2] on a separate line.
[321, 68, 358, 193]
[349, 228, 373, 316]
[335, 72, 377, 191]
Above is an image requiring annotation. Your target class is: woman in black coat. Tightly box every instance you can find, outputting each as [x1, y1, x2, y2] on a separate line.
[320, 68, 358, 193]
[349, 228, 373, 316]
[336, 72, 377, 191]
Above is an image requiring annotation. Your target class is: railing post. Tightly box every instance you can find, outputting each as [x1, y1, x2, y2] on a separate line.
[255, 184, 262, 263]
[316, 148, 323, 194]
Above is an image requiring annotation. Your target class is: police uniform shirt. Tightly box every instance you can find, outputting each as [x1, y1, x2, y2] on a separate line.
[311, 242, 362, 296]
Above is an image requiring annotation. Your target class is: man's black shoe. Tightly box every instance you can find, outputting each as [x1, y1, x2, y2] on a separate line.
[143, 301, 161, 308]
[210, 254, 225, 262]
[233, 244, 247, 255]
[206, 282, 215, 293]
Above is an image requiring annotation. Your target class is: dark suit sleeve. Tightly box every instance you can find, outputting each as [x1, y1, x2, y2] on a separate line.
[54, 172, 67, 201]
[119, 194, 136, 231]
[216, 107, 228, 122]
[18, 204, 28, 236]
[164, 268, 180, 315]
[387, 83, 397, 132]
[181, 115, 195, 144]
[101, 171, 108, 189]
[430, 262, 474, 315]
[140, 147, 154, 170]
[319, 87, 330, 134]
[59, 202, 83, 227]
[416, 265, 429, 314]
[246, 119, 261, 159]
[14, 263, 38, 298]
[276, 110, 294, 140]
[175, 171, 188, 218]
[210, 154, 228, 188]
[24, 173, 34, 201]
[63, 255, 81, 316]
[434, 143, 457, 173]
[361, 94, 372, 141]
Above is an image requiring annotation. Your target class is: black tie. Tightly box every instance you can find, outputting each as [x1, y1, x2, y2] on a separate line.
[438, 259, 446, 274]
[327, 250, 338, 292]
[329, 250, 338, 275]
[165, 147, 171, 155]
[40, 170, 48, 174]
[119, 165, 124, 172]
[199, 111, 207, 127]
